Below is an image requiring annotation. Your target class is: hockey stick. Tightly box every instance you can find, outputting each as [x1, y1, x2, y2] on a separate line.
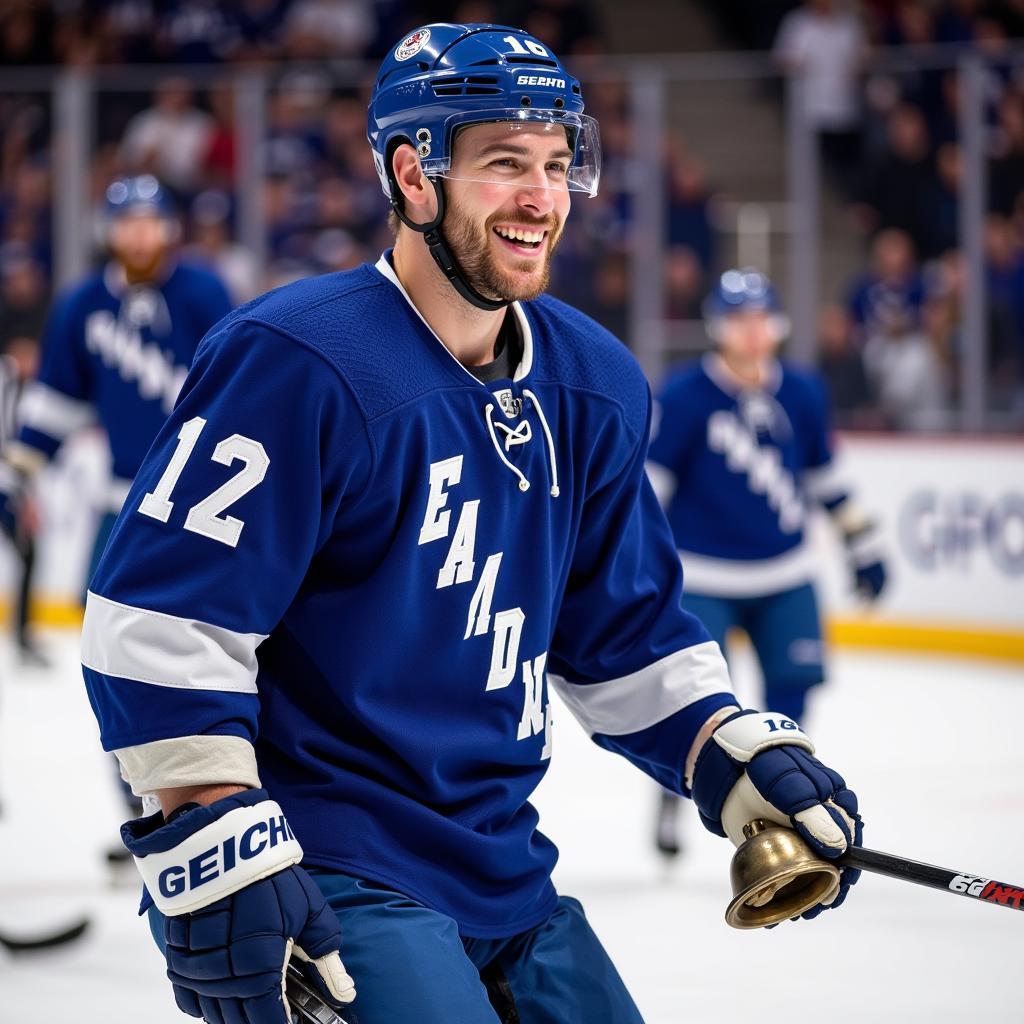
[0, 915, 91, 952]
[841, 847, 1024, 913]
[286, 963, 357, 1024]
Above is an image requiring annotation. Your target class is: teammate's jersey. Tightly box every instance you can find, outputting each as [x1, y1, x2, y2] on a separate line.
[646, 355, 848, 598]
[81, 254, 736, 938]
[16, 261, 232, 491]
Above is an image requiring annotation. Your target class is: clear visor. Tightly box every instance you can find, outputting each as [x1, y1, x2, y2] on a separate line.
[418, 109, 601, 198]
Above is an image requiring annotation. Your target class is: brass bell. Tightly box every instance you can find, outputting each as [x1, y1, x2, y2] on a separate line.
[725, 819, 841, 929]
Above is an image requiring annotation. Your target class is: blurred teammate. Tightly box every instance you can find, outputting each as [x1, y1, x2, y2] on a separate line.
[82, 28, 864, 1024]
[0, 174, 232, 861]
[647, 269, 887, 857]
[0, 174, 233, 589]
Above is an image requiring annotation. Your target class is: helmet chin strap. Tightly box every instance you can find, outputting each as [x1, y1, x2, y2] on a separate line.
[391, 177, 509, 313]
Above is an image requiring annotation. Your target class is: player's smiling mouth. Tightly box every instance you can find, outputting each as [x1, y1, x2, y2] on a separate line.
[493, 225, 546, 252]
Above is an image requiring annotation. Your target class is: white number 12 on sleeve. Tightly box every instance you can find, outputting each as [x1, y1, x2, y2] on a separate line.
[139, 416, 270, 548]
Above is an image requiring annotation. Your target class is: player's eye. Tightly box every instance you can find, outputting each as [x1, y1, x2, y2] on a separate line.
[489, 158, 520, 171]
[546, 162, 569, 177]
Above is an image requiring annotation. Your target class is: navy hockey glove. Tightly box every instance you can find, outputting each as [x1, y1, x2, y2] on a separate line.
[123, 788, 355, 1023]
[853, 556, 887, 601]
[692, 710, 863, 919]
[840, 513, 887, 601]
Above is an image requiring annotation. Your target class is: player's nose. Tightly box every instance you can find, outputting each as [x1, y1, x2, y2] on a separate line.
[514, 179, 556, 217]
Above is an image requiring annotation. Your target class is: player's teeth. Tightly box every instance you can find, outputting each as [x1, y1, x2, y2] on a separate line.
[498, 227, 542, 243]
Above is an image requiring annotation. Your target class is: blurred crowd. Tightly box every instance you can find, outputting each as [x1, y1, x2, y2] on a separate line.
[1, 0, 1023, 432]
[770, 0, 1024, 429]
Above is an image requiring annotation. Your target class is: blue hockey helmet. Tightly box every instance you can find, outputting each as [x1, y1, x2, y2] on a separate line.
[703, 268, 791, 342]
[367, 23, 600, 202]
[104, 175, 176, 221]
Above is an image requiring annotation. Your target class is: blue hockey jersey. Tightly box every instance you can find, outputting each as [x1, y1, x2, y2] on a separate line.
[16, 261, 232, 498]
[81, 254, 736, 938]
[647, 355, 849, 598]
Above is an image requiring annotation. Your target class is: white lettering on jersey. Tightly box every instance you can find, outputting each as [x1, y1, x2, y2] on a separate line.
[437, 499, 479, 588]
[419, 456, 463, 545]
[517, 652, 547, 741]
[85, 310, 188, 414]
[419, 454, 551, 760]
[486, 607, 525, 691]
[707, 410, 804, 533]
[465, 553, 503, 638]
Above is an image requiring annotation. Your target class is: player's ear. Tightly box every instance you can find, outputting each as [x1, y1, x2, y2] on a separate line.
[392, 143, 437, 226]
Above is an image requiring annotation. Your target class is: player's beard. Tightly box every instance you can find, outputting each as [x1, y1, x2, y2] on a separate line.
[442, 193, 563, 303]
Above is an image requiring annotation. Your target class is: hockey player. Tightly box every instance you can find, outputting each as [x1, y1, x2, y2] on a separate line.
[82, 27, 865, 1024]
[648, 268, 886, 857]
[0, 174, 232, 862]
[0, 174, 233, 584]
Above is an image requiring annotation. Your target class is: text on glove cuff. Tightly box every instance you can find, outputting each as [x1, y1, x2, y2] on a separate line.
[135, 800, 303, 916]
[713, 711, 814, 763]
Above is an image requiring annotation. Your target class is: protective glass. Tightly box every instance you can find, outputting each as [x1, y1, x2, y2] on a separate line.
[418, 109, 601, 198]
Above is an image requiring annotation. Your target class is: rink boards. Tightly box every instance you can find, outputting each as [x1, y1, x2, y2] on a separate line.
[3, 430, 1022, 661]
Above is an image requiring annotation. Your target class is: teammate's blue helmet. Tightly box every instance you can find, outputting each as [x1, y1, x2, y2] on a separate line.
[104, 175, 176, 222]
[367, 23, 600, 202]
[703, 268, 791, 342]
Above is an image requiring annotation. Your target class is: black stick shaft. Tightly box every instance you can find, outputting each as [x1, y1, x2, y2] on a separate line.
[840, 846, 1024, 913]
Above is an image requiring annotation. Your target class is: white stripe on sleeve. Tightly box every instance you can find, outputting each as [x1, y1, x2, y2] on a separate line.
[18, 381, 97, 439]
[802, 459, 847, 504]
[645, 459, 678, 509]
[549, 640, 733, 737]
[81, 591, 267, 692]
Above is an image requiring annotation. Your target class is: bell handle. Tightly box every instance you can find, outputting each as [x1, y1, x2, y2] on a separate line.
[840, 845, 1024, 914]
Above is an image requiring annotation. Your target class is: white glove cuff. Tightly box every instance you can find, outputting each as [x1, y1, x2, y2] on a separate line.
[712, 711, 814, 764]
[135, 799, 303, 916]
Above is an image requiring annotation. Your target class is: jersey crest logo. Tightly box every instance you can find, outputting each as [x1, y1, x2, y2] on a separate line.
[495, 389, 522, 419]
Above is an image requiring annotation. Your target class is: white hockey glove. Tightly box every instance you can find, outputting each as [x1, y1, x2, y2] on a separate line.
[691, 710, 863, 918]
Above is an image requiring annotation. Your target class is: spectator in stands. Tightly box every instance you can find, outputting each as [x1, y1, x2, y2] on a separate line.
[664, 246, 705, 321]
[119, 77, 215, 202]
[927, 141, 961, 258]
[848, 228, 926, 343]
[862, 296, 950, 431]
[0, 4, 54, 66]
[519, 0, 605, 56]
[855, 103, 935, 251]
[666, 147, 715, 276]
[283, 0, 376, 59]
[201, 87, 237, 193]
[936, 0, 984, 45]
[226, 0, 292, 63]
[587, 249, 630, 343]
[185, 190, 260, 304]
[96, 0, 158, 63]
[984, 214, 1024, 406]
[817, 303, 879, 429]
[773, 0, 869, 194]
[155, 0, 237, 63]
[990, 90, 1024, 219]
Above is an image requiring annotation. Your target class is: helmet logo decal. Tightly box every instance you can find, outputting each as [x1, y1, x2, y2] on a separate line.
[395, 28, 431, 61]
[516, 76, 565, 88]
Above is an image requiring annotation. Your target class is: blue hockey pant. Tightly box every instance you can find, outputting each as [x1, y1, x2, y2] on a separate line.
[682, 582, 825, 722]
[149, 869, 646, 1023]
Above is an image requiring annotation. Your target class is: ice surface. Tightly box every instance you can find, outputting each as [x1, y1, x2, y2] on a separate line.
[2, 631, 1021, 1022]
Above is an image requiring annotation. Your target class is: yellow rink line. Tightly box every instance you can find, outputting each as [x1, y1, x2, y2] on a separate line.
[11, 599, 1024, 665]
[826, 618, 1024, 664]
